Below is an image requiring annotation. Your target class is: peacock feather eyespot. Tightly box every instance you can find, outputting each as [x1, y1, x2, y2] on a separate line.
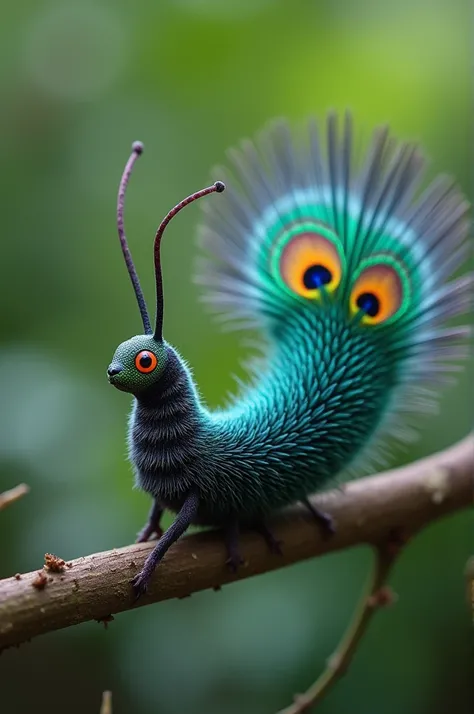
[135, 350, 158, 373]
[349, 255, 410, 326]
[274, 222, 345, 301]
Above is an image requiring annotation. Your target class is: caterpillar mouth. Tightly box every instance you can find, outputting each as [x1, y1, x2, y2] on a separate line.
[107, 376, 129, 392]
[107, 362, 125, 388]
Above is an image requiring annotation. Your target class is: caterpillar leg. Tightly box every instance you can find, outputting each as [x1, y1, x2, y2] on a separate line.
[131, 491, 199, 600]
[302, 497, 336, 537]
[224, 517, 244, 572]
[253, 522, 283, 555]
[136, 499, 164, 543]
[224, 518, 284, 572]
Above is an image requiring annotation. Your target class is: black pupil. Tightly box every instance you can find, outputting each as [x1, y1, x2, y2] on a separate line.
[357, 292, 380, 317]
[303, 264, 332, 289]
[139, 353, 153, 368]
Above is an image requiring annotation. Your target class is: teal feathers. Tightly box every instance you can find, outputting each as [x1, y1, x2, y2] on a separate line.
[196, 113, 472, 453]
[108, 113, 472, 596]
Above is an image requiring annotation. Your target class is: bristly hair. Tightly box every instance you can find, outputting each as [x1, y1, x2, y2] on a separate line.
[195, 112, 473, 453]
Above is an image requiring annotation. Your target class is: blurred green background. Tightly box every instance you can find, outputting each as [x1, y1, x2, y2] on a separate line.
[0, 0, 472, 712]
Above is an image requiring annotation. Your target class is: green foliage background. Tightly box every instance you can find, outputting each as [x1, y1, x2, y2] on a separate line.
[0, 1, 472, 712]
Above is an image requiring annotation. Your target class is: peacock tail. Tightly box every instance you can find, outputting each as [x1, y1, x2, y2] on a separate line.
[195, 113, 472, 475]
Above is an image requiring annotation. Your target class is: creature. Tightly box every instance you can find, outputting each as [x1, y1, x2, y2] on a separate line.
[107, 115, 472, 600]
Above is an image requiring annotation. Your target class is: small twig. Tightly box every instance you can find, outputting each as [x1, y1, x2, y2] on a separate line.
[277, 541, 399, 713]
[100, 691, 112, 714]
[0, 483, 29, 511]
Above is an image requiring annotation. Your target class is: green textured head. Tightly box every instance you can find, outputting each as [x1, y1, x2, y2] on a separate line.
[107, 141, 224, 396]
[108, 335, 167, 394]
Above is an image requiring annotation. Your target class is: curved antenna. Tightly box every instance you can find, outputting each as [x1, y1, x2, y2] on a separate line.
[153, 180, 225, 341]
[117, 141, 152, 335]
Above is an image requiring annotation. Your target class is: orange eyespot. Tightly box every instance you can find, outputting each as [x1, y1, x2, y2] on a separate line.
[279, 232, 343, 298]
[350, 262, 404, 325]
[135, 350, 158, 373]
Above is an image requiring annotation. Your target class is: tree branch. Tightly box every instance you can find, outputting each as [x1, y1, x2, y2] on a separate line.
[278, 544, 398, 712]
[0, 435, 472, 658]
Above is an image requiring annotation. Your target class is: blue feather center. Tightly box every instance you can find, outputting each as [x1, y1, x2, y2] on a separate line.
[303, 264, 332, 289]
[356, 292, 380, 317]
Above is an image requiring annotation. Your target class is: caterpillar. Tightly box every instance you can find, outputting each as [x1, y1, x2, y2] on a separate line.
[106, 114, 472, 599]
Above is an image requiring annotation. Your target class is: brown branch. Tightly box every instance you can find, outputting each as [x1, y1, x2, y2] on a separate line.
[0, 435, 472, 660]
[0, 483, 29, 511]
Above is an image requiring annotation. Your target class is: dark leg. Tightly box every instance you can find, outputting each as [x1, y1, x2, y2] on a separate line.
[131, 491, 199, 600]
[254, 522, 283, 555]
[302, 497, 336, 537]
[136, 499, 164, 543]
[224, 516, 244, 572]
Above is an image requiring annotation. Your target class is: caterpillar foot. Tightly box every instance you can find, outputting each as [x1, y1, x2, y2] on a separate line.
[136, 499, 164, 543]
[254, 522, 283, 555]
[303, 498, 336, 537]
[225, 552, 245, 573]
[136, 523, 163, 543]
[130, 570, 151, 601]
[224, 517, 245, 572]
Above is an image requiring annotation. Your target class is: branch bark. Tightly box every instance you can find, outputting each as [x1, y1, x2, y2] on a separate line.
[0, 435, 472, 655]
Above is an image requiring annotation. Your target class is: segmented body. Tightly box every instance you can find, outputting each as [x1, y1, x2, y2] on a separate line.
[131, 311, 399, 525]
[127, 115, 471, 527]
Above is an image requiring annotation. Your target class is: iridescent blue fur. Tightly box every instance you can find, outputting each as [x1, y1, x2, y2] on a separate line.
[131, 306, 400, 525]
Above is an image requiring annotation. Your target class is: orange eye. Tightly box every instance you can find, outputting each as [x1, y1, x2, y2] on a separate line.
[135, 350, 158, 373]
[279, 232, 343, 298]
[350, 262, 404, 325]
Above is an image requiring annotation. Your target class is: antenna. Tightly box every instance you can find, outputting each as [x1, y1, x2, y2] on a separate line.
[117, 141, 152, 335]
[153, 181, 225, 341]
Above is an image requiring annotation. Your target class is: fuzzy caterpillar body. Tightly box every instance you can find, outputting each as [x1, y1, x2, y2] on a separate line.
[131, 313, 394, 526]
[108, 114, 472, 595]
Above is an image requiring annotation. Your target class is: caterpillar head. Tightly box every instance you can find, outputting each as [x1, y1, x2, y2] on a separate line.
[107, 334, 167, 394]
[107, 142, 224, 396]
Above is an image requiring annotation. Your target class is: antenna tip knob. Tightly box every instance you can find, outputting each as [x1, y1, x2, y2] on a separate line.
[214, 180, 226, 193]
[132, 141, 144, 155]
